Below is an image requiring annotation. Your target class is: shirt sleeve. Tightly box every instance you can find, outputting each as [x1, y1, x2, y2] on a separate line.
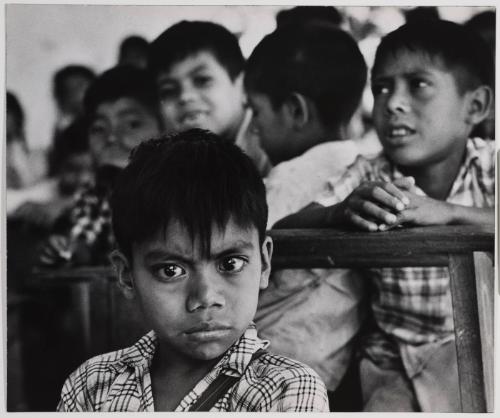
[314, 155, 373, 207]
[279, 371, 330, 412]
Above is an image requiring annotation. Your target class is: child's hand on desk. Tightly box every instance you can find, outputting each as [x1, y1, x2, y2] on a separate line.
[38, 234, 73, 267]
[340, 177, 414, 231]
[396, 193, 454, 226]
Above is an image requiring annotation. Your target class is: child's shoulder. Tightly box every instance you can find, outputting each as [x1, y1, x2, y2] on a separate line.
[66, 332, 155, 388]
[238, 351, 328, 411]
[250, 350, 324, 383]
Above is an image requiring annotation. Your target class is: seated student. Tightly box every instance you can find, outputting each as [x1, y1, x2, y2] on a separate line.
[38, 65, 161, 266]
[49, 65, 96, 177]
[57, 129, 329, 412]
[148, 20, 271, 176]
[276, 20, 494, 412]
[244, 24, 372, 402]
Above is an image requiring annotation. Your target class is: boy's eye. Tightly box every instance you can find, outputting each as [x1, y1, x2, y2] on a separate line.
[371, 83, 390, 96]
[193, 75, 213, 88]
[154, 264, 186, 280]
[89, 122, 107, 137]
[219, 256, 247, 273]
[123, 118, 144, 131]
[410, 78, 430, 90]
[159, 85, 178, 101]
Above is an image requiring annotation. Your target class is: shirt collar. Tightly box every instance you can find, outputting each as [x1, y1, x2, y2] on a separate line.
[116, 323, 269, 376]
[379, 138, 481, 197]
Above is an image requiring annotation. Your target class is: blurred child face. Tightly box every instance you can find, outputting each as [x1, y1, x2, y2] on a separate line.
[88, 98, 160, 168]
[372, 50, 472, 169]
[60, 75, 93, 116]
[157, 52, 245, 140]
[246, 92, 294, 165]
[58, 152, 94, 195]
[122, 217, 272, 361]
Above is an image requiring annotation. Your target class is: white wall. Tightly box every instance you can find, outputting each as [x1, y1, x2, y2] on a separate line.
[6, 4, 491, 150]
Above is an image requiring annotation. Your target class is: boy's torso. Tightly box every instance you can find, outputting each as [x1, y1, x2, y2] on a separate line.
[316, 137, 495, 345]
[58, 324, 329, 412]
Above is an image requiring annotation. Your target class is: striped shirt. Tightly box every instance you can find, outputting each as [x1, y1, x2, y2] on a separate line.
[57, 324, 329, 412]
[316, 137, 495, 346]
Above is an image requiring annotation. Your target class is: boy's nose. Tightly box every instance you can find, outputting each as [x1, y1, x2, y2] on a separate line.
[186, 271, 224, 312]
[179, 85, 197, 104]
[386, 87, 410, 114]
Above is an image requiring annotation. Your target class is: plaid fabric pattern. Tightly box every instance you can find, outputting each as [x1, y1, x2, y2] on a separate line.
[315, 138, 495, 345]
[57, 324, 329, 412]
[69, 185, 113, 247]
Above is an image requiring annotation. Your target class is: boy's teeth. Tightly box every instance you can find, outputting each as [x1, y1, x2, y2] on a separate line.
[391, 128, 411, 136]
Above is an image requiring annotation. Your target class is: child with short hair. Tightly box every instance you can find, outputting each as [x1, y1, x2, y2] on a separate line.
[244, 24, 373, 400]
[57, 129, 329, 412]
[148, 20, 271, 175]
[39, 65, 162, 266]
[276, 20, 495, 411]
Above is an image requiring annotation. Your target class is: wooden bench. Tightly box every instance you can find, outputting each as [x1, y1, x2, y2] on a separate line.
[29, 224, 494, 412]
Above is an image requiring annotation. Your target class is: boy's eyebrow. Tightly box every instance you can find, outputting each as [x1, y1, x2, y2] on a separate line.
[142, 239, 256, 262]
[373, 68, 435, 81]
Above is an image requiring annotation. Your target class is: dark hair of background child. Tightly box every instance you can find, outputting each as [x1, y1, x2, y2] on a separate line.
[372, 19, 494, 94]
[148, 20, 244, 80]
[244, 24, 367, 132]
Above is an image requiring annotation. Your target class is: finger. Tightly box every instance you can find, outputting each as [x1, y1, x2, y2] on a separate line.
[345, 208, 379, 232]
[352, 198, 399, 225]
[364, 185, 407, 211]
[393, 176, 415, 191]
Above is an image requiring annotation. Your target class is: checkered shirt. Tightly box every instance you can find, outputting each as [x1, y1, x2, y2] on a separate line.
[69, 185, 113, 247]
[316, 138, 495, 346]
[57, 324, 329, 412]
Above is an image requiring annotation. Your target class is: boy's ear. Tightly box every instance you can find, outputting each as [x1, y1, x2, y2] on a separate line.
[284, 92, 310, 129]
[110, 249, 136, 300]
[259, 236, 273, 290]
[465, 85, 493, 125]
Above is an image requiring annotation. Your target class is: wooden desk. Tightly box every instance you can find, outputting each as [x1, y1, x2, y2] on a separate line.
[30, 224, 494, 412]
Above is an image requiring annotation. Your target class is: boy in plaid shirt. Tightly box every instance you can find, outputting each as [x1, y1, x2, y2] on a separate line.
[57, 130, 328, 412]
[276, 20, 494, 411]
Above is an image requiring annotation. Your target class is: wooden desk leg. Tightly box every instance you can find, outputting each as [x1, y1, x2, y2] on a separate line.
[474, 252, 494, 412]
[448, 253, 486, 412]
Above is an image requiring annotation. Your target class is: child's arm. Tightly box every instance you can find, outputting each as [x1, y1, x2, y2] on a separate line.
[274, 177, 414, 231]
[397, 192, 495, 226]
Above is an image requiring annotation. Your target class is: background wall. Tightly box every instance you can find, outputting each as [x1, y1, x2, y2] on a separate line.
[6, 4, 492, 150]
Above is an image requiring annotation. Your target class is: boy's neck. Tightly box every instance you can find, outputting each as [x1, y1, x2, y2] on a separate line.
[398, 146, 466, 200]
[151, 344, 222, 411]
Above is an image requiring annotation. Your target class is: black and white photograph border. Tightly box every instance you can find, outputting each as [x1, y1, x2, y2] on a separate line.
[2, 0, 498, 414]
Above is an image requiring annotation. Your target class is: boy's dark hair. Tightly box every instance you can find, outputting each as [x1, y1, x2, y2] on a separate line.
[83, 65, 160, 118]
[404, 6, 440, 24]
[111, 129, 268, 260]
[276, 6, 343, 29]
[148, 21, 244, 81]
[372, 19, 494, 94]
[6, 91, 24, 136]
[53, 65, 95, 102]
[118, 35, 149, 66]
[245, 24, 367, 130]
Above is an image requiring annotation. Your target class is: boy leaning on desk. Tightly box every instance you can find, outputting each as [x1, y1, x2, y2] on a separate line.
[276, 20, 495, 412]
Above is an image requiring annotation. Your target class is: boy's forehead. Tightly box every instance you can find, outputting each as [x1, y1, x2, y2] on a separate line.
[374, 49, 447, 77]
[157, 50, 225, 80]
[133, 218, 260, 257]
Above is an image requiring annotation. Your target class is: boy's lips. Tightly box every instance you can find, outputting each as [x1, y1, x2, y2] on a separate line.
[179, 110, 208, 127]
[383, 124, 416, 145]
[184, 322, 232, 341]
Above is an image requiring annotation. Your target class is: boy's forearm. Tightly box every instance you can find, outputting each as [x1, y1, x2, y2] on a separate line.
[273, 202, 345, 229]
[447, 204, 494, 225]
